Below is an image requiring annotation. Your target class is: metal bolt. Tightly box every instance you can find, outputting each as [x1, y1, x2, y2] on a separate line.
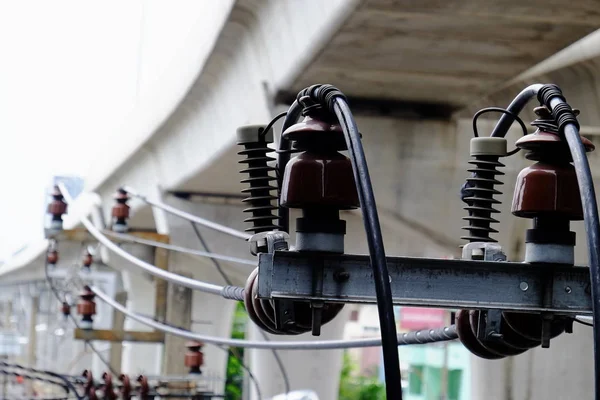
[333, 269, 350, 283]
[565, 286, 572, 294]
[519, 282, 529, 291]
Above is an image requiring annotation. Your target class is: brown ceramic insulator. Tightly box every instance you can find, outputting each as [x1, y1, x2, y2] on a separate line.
[77, 287, 96, 317]
[244, 269, 279, 334]
[468, 311, 527, 357]
[499, 314, 541, 349]
[250, 276, 306, 335]
[137, 375, 149, 399]
[119, 374, 131, 400]
[184, 341, 204, 373]
[503, 312, 565, 342]
[112, 189, 130, 220]
[83, 370, 94, 397]
[111, 202, 130, 219]
[82, 251, 93, 267]
[511, 162, 583, 220]
[244, 268, 343, 335]
[249, 271, 306, 334]
[455, 310, 504, 360]
[47, 250, 59, 265]
[77, 300, 96, 317]
[47, 186, 67, 217]
[281, 152, 359, 209]
[60, 302, 70, 317]
[102, 372, 116, 400]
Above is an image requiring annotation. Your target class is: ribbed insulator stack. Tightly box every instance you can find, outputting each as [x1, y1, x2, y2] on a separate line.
[184, 341, 204, 374]
[112, 189, 130, 233]
[236, 125, 280, 234]
[47, 185, 67, 231]
[77, 286, 96, 329]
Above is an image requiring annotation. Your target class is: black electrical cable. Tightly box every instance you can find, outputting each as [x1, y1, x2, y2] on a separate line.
[472, 107, 528, 139]
[538, 84, 600, 400]
[334, 99, 402, 399]
[0, 362, 81, 400]
[490, 84, 544, 138]
[303, 85, 401, 399]
[260, 111, 288, 139]
[189, 222, 287, 398]
[0, 369, 67, 391]
[574, 318, 594, 328]
[43, 245, 119, 377]
[227, 348, 262, 400]
[472, 107, 529, 156]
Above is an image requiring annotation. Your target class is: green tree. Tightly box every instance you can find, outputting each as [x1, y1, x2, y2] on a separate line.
[339, 351, 385, 400]
[225, 302, 249, 400]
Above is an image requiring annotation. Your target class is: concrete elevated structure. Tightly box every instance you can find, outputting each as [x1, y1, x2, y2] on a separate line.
[2, 1, 600, 398]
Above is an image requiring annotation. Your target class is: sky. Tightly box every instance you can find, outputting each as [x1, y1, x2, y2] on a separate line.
[0, 1, 143, 260]
[0, 0, 215, 261]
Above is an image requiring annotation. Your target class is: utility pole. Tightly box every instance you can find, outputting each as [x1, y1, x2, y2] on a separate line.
[26, 297, 39, 396]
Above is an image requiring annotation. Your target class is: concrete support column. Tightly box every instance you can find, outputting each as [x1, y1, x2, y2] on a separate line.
[163, 198, 252, 392]
[247, 308, 350, 400]
[112, 245, 162, 376]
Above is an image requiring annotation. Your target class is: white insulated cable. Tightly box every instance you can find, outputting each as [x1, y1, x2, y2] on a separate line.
[58, 183, 225, 296]
[92, 285, 457, 350]
[123, 186, 251, 241]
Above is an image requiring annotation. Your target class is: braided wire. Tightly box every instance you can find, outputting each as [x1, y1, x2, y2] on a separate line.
[398, 326, 458, 345]
[221, 285, 245, 301]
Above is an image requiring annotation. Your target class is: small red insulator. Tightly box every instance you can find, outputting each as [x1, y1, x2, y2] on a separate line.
[83, 370, 94, 396]
[60, 302, 70, 317]
[82, 251, 93, 268]
[119, 374, 131, 400]
[47, 186, 67, 230]
[77, 286, 96, 328]
[137, 375, 149, 399]
[184, 341, 204, 374]
[47, 250, 59, 266]
[112, 189, 130, 232]
[102, 372, 116, 400]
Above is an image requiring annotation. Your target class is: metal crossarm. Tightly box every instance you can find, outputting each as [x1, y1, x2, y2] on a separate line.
[258, 251, 592, 315]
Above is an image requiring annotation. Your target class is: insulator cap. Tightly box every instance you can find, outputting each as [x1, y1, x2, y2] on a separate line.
[517, 106, 594, 161]
[470, 137, 507, 157]
[82, 251, 93, 267]
[283, 115, 347, 151]
[47, 250, 59, 265]
[47, 185, 67, 216]
[77, 286, 96, 316]
[237, 125, 273, 143]
[184, 341, 204, 371]
[61, 302, 71, 316]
